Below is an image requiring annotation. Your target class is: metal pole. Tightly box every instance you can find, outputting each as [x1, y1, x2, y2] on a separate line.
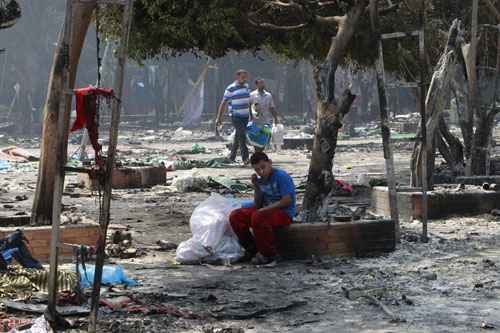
[88, 1, 133, 331]
[418, 1, 428, 242]
[46, 0, 73, 322]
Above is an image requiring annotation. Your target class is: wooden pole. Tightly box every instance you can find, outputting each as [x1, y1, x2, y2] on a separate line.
[46, 0, 73, 322]
[370, 0, 400, 240]
[418, 2, 428, 242]
[467, 0, 479, 176]
[88, 1, 133, 331]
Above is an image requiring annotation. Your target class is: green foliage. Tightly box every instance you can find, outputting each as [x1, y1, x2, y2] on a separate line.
[100, 0, 499, 77]
[0, 0, 21, 29]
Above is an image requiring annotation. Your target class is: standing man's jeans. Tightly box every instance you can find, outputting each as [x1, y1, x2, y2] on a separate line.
[230, 116, 249, 162]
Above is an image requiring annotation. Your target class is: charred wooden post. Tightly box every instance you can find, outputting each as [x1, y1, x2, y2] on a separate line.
[369, 0, 400, 239]
[411, 20, 464, 188]
[31, 0, 96, 225]
[45, 0, 73, 324]
[418, 3, 428, 242]
[88, 1, 134, 331]
[466, 0, 479, 176]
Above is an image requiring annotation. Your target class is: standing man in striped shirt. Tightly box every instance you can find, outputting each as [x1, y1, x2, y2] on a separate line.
[216, 69, 251, 164]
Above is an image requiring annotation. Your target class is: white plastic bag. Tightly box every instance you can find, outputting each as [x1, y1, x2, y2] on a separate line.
[173, 170, 208, 192]
[190, 193, 239, 249]
[271, 124, 285, 149]
[175, 238, 211, 264]
[175, 193, 242, 264]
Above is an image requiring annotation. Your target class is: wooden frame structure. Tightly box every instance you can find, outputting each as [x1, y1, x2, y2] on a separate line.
[375, 5, 428, 242]
[44, 1, 134, 332]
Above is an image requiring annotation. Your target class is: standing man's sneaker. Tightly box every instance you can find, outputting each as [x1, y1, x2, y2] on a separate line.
[251, 253, 279, 266]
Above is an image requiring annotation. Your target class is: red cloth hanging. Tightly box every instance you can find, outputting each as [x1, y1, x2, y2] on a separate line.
[71, 86, 115, 166]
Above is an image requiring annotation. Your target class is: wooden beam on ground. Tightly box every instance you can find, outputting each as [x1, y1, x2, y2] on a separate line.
[88, 1, 133, 331]
[46, 0, 73, 323]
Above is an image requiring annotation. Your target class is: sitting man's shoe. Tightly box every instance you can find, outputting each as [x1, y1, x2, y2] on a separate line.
[251, 252, 279, 266]
[239, 250, 256, 263]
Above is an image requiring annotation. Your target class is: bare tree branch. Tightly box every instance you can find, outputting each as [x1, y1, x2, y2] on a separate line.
[268, 0, 303, 11]
[379, 2, 400, 15]
[483, 0, 500, 23]
[318, 1, 339, 7]
[248, 17, 309, 30]
[316, 15, 343, 25]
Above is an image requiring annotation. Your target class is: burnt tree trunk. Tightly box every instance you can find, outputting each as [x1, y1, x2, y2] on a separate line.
[437, 113, 464, 171]
[471, 110, 499, 174]
[302, 1, 366, 222]
[31, 1, 95, 225]
[471, 24, 500, 175]
[411, 20, 464, 187]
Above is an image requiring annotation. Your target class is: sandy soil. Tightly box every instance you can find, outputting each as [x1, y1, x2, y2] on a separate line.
[1, 129, 499, 333]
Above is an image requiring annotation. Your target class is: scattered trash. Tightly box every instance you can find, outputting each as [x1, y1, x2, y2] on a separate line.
[9, 315, 49, 333]
[0, 147, 38, 162]
[100, 295, 134, 311]
[79, 265, 138, 288]
[334, 179, 353, 195]
[156, 240, 178, 251]
[176, 194, 242, 264]
[480, 321, 496, 329]
[172, 127, 193, 140]
[3, 300, 89, 317]
[422, 272, 437, 281]
[0, 160, 10, 171]
[176, 143, 208, 155]
[172, 157, 233, 171]
[368, 178, 388, 187]
[0, 230, 43, 270]
[202, 327, 245, 333]
[174, 173, 209, 192]
[491, 209, 500, 217]
[207, 176, 251, 193]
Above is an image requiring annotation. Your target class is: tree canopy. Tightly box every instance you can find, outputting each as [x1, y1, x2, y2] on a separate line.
[0, 0, 21, 29]
[100, 1, 500, 79]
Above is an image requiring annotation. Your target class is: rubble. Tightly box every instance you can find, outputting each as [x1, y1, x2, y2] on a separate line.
[1, 127, 500, 332]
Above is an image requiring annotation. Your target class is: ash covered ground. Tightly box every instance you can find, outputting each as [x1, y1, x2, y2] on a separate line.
[1, 128, 500, 333]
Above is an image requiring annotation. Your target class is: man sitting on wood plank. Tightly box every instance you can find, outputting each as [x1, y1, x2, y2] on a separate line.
[229, 152, 296, 265]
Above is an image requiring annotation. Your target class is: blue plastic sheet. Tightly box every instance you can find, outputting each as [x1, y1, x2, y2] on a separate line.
[0, 160, 10, 171]
[78, 264, 138, 288]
